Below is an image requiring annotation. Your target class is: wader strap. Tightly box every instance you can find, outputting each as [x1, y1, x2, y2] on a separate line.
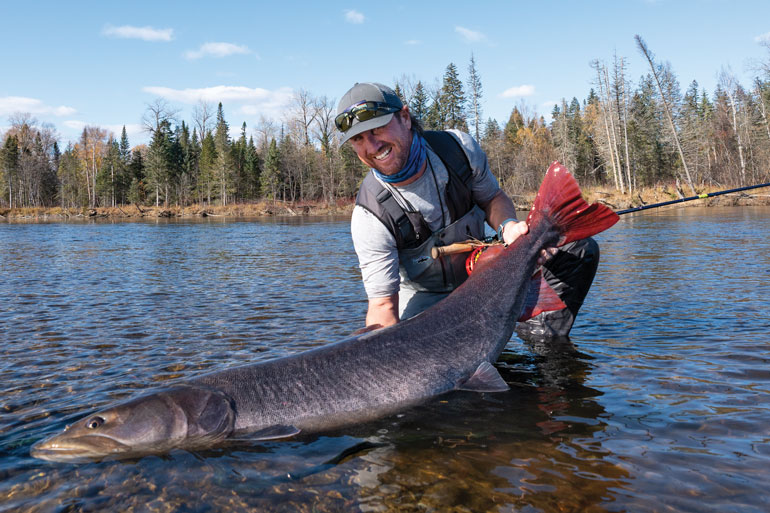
[423, 131, 473, 187]
[423, 131, 474, 222]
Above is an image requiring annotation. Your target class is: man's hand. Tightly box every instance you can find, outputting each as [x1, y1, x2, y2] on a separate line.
[500, 220, 558, 266]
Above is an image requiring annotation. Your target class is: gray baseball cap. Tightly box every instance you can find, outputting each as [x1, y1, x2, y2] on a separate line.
[336, 82, 403, 145]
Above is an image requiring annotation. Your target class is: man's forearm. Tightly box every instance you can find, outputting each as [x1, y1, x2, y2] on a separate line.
[482, 190, 518, 234]
[365, 293, 399, 328]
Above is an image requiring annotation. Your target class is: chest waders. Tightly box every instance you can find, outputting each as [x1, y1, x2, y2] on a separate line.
[355, 130, 487, 294]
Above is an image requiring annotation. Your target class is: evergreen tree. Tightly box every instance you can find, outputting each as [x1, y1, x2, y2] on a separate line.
[424, 86, 444, 131]
[213, 102, 233, 205]
[440, 63, 468, 131]
[0, 135, 20, 207]
[128, 149, 146, 205]
[184, 127, 201, 205]
[198, 131, 217, 204]
[145, 120, 176, 206]
[244, 136, 261, 199]
[410, 81, 429, 121]
[261, 138, 281, 201]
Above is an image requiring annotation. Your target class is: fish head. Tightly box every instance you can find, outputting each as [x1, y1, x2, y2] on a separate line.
[31, 386, 236, 462]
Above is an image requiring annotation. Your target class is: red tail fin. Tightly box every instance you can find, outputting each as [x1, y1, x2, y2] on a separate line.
[526, 161, 619, 245]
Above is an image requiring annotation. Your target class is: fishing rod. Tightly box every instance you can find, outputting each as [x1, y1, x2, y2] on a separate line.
[616, 182, 770, 215]
[432, 181, 770, 258]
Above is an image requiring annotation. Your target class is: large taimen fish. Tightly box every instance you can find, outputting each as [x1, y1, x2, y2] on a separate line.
[31, 162, 618, 462]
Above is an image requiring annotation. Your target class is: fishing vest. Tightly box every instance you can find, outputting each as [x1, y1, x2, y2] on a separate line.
[355, 130, 487, 293]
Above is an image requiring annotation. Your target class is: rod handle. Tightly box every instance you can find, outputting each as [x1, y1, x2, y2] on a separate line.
[431, 243, 477, 259]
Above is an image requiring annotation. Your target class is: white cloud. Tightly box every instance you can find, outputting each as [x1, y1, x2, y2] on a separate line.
[63, 120, 86, 130]
[102, 24, 173, 42]
[184, 42, 252, 60]
[455, 26, 487, 43]
[541, 101, 558, 113]
[143, 85, 294, 120]
[344, 9, 365, 24]
[0, 96, 76, 117]
[500, 85, 536, 98]
[754, 32, 770, 43]
[143, 85, 289, 103]
[405, 39, 421, 45]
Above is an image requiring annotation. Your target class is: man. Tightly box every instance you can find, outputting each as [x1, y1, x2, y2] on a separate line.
[336, 82, 599, 339]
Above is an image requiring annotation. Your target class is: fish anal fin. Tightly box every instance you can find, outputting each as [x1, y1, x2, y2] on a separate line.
[518, 270, 567, 321]
[458, 361, 509, 393]
[246, 424, 301, 441]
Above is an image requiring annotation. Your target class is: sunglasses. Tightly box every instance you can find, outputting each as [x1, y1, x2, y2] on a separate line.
[335, 101, 402, 132]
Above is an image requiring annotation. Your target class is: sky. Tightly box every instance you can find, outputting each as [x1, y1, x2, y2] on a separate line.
[2, 0, 769, 147]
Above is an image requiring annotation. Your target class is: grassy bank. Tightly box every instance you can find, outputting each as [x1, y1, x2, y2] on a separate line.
[1, 183, 769, 221]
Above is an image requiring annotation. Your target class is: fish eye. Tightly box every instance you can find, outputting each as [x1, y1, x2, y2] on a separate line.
[86, 416, 104, 429]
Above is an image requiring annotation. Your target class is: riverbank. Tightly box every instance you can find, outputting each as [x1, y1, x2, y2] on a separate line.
[1, 184, 769, 220]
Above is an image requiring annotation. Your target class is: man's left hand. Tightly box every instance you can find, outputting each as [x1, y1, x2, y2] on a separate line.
[500, 220, 558, 266]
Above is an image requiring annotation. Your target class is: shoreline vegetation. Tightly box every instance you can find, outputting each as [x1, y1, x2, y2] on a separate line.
[3, 41, 770, 217]
[3, 184, 768, 221]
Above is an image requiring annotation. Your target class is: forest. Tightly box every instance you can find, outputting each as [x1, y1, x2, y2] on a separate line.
[2, 37, 770, 211]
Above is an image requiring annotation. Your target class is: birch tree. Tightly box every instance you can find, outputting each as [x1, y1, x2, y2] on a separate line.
[635, 34, 695, 193]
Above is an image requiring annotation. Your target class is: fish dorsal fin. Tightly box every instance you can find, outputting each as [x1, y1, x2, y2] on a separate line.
[518, 270, 567, 322]
[247, 424, 301, 441]
[457, 362, 509, 393]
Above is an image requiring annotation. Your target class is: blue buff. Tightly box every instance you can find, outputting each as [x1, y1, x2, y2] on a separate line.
[372, 133, 426, 184]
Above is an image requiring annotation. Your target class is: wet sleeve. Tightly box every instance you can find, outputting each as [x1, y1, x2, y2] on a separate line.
[446, 129, 501, 205]
[350, 206, 401, 298]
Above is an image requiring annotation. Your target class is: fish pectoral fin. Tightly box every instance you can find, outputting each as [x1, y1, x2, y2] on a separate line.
[246, 424, 301, 441]
[457, 361, 510, 393]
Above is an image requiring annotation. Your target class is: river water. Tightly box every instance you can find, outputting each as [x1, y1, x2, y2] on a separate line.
[1, 207, 769, 512]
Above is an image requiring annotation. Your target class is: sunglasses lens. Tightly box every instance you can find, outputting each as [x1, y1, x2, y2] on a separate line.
[335, 113, 353, 132]
[336, 102, 399, 133]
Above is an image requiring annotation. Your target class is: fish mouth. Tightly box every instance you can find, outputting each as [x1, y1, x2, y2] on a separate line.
[31, 434, 130, 462]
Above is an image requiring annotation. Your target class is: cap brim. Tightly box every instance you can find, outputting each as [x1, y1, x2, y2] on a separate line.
[338, 112, 395, 146]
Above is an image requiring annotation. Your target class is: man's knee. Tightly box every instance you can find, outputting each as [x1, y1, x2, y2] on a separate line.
[542, 237, 600, 315]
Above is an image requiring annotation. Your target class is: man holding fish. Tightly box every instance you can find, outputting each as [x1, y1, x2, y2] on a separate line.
[336, 82, 600, 338]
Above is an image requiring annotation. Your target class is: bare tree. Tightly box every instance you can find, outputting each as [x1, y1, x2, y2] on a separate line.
[254, 116, 277, 152]
[192, 100, 215, 139]
[313, 95, 337, 204]
[635, 34, 695, 193]
[393, 73, 419, 106]
[591, 60, 622, 191]
[613, 54, 634, 191]
[720, 69, 748, 184]
[142, 98, 180, 135]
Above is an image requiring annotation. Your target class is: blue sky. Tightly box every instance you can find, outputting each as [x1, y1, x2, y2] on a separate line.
[2, 0, 769, 146]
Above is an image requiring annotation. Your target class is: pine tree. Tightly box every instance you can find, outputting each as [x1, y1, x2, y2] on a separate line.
[0, 135, 20, 208]
[410, 81, 429, 121]
[128, 149, 146, 205]
[261, 138, 281, 202]
[213, 102, 232, 205]
[440, 63, 468, 131]
[198, 131, 217, 204]
[245, 136, 260, 199]
[145, 120, 176, 206]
